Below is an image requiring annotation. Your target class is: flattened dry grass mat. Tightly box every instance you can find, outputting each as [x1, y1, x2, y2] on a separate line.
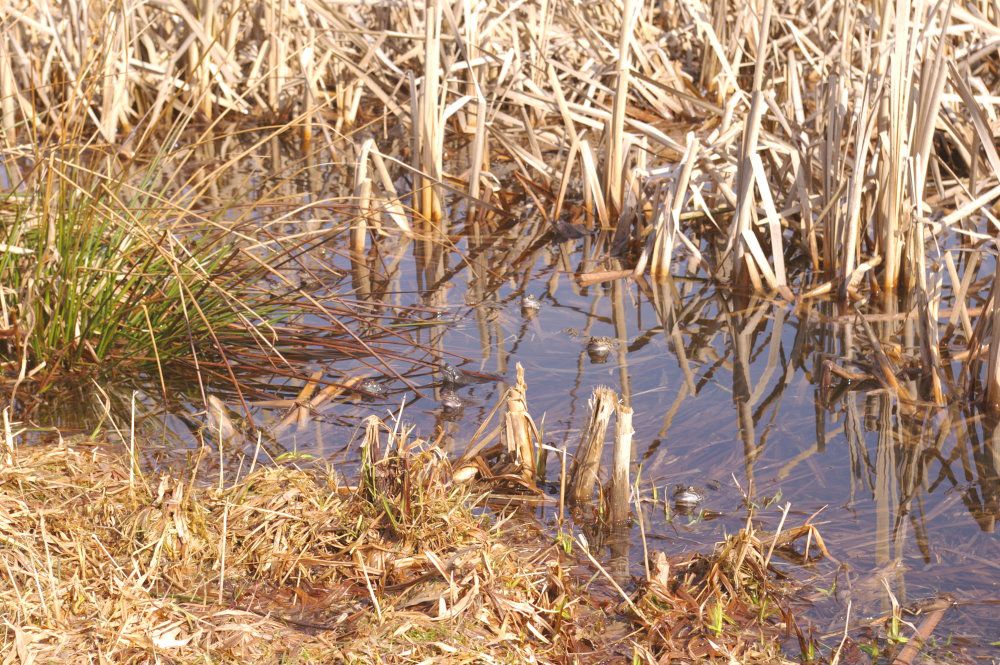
[0, 437, 799, 664]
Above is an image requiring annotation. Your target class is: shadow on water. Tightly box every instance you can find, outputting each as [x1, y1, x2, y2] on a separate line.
[16, 134, 1000, 659]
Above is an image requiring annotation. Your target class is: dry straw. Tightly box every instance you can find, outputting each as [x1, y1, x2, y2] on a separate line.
[0, 407, 810, 663]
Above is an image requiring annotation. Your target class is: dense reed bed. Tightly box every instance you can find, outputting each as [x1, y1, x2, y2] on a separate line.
[5, 0, 997, 407]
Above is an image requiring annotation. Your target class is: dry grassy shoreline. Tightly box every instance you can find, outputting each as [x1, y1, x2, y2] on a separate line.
[0, 418, 803, 663]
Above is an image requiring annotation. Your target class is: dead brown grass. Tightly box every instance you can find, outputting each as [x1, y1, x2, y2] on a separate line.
[0, 420, 809, 664]
[0, 436, 568, 662]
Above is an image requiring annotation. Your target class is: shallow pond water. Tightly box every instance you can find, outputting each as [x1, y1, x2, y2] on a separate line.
[17, 137, 999, 661]
[265, 217, 996, 660]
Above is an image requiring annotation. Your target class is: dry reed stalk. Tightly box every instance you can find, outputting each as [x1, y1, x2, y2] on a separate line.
[581, 139, 610, 228]
[0, 36, 15, 147]
[914, 212, 944, 404]
[986, 260, 1000, 412]
[352, 145, 373, 259]
[613, 135, 647, 250]
[604, 0, 639, 218]
[265, 0, 282, 112]
[354, 140, 413, 236]
[199, 1, 215, 121]
[457, 0, 489, 211]
[727, 0, 773, 291]
[299, 23, 318, 150]
[836, 78, 877, 301]
[697, 0, 732, 100]
[875, 0, 911, 292]
[943, 251, 977, 341]
[648, 134, 700, 280]
[502, 363, 540, 485]
[2, 409, 15, 466]
[418, 0, 444, 223]
[916, 285, 944, 405]
[569, 386, 617, 506]
[607, 403, 633, 525]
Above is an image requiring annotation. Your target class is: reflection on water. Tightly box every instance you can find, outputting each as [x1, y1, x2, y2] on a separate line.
[18, 134, 1000, 656]
[325, 215, 1000, 654]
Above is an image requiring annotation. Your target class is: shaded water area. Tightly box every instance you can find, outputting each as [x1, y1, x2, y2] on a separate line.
[20, 138, 1000, 661]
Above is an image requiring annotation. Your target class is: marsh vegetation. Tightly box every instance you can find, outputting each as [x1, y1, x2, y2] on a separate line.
[1, 0, 999, 661]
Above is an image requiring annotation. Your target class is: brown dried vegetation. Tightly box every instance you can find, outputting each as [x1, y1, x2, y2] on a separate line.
[0, 419, 806, 663]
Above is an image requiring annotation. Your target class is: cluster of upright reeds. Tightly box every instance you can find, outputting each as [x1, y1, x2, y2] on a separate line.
[3, 0, 999, 403]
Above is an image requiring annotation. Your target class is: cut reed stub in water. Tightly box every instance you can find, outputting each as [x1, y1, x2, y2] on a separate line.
[360, 414, 413, 515]
[607, 404, 634, 525]
[568, 386, 617, 506]
[451, 365, 542, 494]
[360, 415, 384, 503]
[502, 363, 541, 486]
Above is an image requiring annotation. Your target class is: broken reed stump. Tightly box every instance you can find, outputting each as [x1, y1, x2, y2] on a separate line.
[569, 387, 617, 505]
[608, 404, 634, 525]
[502, 363, 540, 485]
[360, 415, 383, 503]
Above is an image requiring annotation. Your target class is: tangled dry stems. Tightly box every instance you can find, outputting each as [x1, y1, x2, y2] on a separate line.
[0, 442, 535, 662]
[0, 429, 800, 664]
